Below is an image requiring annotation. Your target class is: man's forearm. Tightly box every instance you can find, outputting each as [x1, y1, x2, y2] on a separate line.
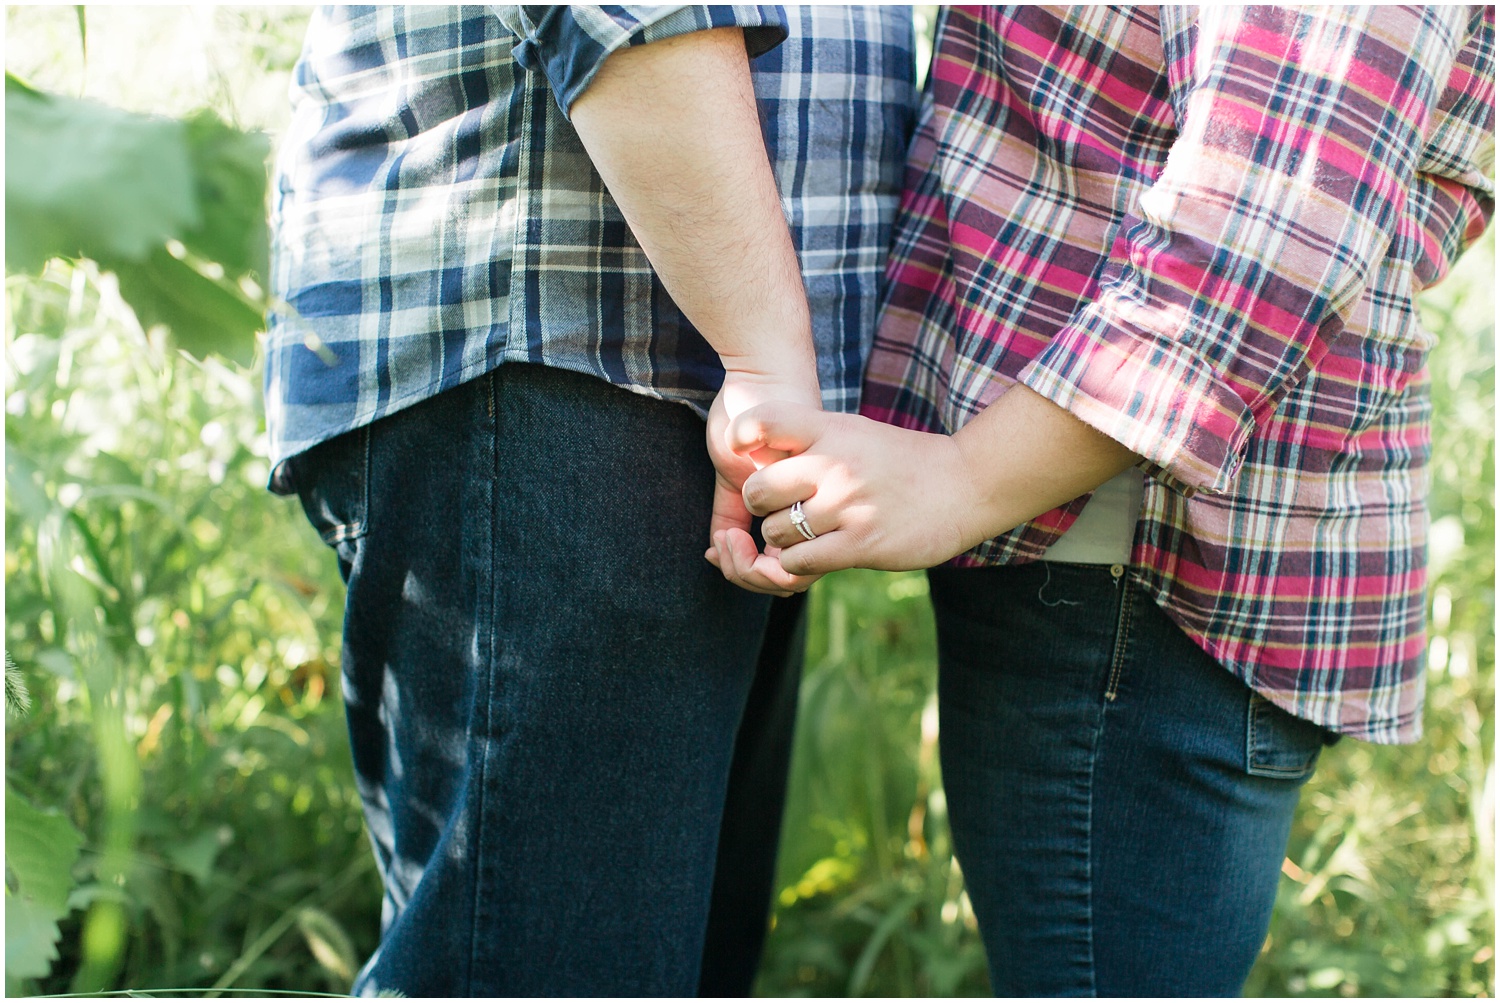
[572, 26, 822, 593]
[570, 27, 817, 393]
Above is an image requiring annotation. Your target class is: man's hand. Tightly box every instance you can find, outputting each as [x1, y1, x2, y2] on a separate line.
[705, 370, 823, 596]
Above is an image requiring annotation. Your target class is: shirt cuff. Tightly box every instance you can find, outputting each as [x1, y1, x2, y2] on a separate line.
[1017, 292, 1259, 497]
[496, 5, 789, 118]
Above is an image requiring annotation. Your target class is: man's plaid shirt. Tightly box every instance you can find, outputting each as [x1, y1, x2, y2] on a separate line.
[864, 6, 1495, 742]
[266, 5, 916, 479]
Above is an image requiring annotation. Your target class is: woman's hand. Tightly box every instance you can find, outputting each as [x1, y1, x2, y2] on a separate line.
[725, 386, 1144, 582]
[726, 403, 986, 576]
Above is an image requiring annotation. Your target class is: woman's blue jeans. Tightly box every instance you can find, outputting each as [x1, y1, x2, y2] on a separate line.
[930, 562, 1336, 997]
[284, 364, 804, 997]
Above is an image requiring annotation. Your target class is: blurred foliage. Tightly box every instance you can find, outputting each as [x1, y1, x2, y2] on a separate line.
[5, 73, 270, 365]
[6, 787, 84, 982]
[3, 5, 1493, 999]
[4, 7, 379, 997]
[5, 258, 378, 994]
[755, 571, 990, 996]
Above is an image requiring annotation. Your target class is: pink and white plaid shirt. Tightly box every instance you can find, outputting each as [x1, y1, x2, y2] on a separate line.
[864, 5, 1495, 742]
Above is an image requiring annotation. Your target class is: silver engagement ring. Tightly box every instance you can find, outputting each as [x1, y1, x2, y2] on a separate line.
[789, 500, 817, 541]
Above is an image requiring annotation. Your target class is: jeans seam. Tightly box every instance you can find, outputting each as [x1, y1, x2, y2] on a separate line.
[1104, 584, 1134, 703]
[467, 373, 500, 995]
[1083, 573, 1136, 994]
[359, 423, 371, 531]
[1082, 732, 1100, 998]
[1246, 695, 1260, 776]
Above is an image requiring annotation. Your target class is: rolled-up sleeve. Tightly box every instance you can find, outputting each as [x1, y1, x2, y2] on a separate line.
[490, 5, 789, 118]
[1016, 5, 1483, 495]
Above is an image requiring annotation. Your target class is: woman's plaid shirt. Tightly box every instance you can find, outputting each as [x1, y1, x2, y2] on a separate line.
[864, 6, 1495, 742]
[266, 5, 916, 480]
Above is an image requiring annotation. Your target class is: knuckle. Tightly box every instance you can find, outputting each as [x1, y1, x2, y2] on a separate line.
[741, 483, 771, 514]
[782, 551, 813, 577]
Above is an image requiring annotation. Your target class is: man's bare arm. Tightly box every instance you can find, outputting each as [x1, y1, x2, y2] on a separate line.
[570, 26, 820, 595]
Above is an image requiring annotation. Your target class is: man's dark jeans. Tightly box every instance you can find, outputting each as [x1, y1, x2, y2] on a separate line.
[284, 363, 803, 996]
[932, 562, 1336, 996]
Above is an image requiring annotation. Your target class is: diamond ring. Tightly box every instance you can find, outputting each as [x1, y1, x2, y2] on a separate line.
[789, 500, 817, 541]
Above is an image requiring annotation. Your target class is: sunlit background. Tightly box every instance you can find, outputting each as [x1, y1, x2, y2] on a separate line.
[5, 6, 1494, 997]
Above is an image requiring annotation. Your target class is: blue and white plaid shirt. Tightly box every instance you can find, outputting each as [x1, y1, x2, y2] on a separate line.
[265, 5, 917, 483]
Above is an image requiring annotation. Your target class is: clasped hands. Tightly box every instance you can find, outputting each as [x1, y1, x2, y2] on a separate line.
[705, 371, 985, 597]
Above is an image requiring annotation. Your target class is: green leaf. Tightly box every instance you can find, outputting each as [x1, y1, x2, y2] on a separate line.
[5, 787, 84, 981]
[5, 895, 67, 982]
[108, 246, 262, 365]
[5, 790, 81, 916]
[3, 438, 53, 528]
[33, 650, 77, 680]
[296, 907, 357, 983]
[847, 891, 922, 996]
[178, 110, 271, 280]
[5, 81, 197, 272]
[164, 829, 224, 887]
[4, 78, 270, 363]
[4, 71, 42, 99]
[74, 7, 87, 72]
